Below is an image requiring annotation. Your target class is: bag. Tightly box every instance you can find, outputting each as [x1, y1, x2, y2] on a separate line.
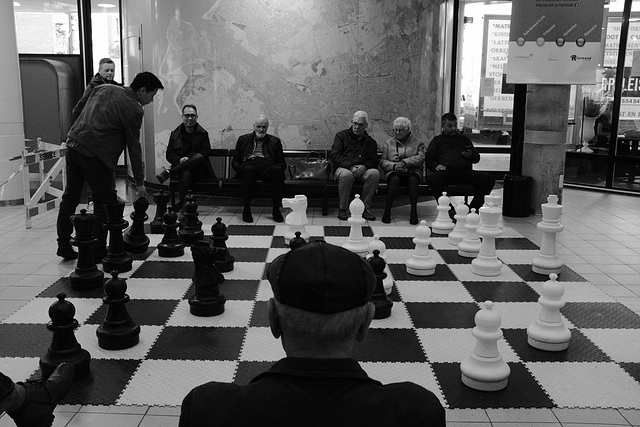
[288, 152, 330, 180]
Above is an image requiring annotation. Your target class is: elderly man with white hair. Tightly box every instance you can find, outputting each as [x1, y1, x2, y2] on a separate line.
[329, 111, 380, 221]
[379, 117, 426, 225]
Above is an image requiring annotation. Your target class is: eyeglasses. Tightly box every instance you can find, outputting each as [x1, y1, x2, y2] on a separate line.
[183, 114, 197, 119]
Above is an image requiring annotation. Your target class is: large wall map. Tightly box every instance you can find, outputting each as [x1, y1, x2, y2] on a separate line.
[153, 0, 434, 169]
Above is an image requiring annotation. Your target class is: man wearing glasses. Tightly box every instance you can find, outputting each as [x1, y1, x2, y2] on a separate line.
[330, 111, 380, 221]
[157, 104, 216, 211]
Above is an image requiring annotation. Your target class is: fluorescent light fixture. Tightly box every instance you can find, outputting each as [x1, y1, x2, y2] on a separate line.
[13, 2, 21, 6]
[97, 3, 116, 7]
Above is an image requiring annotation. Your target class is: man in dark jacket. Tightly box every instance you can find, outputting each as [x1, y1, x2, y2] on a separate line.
[179, 241, 446, 427]
[72, 58, 121, 121]
[426, 112, 495, 212]
[56, 72, 163, 261]
[232, 115, 286, 223]
[330, 110, 379, 221]
[156, 104, 215, 211]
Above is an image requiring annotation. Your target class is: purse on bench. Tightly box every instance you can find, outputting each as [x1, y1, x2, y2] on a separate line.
[288, 152, 330, 180]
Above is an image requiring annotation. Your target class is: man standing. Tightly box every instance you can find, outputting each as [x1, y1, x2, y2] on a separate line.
[330, 110, 379, 221]
[56, 71, 164, 260]
[179, 241, 445, 427]
[426, 112, 495, 213]
[232, 115, 286, 223]
[156, 104, 215, 211]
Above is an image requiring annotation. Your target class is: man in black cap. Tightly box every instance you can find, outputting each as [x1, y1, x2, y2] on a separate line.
[179, 241, 445, 427]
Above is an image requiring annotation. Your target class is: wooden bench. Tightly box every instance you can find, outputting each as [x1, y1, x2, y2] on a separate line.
[167, 149, 476, 215]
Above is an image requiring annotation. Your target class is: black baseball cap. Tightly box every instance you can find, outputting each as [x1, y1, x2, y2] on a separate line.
[266, 241, 376, 314]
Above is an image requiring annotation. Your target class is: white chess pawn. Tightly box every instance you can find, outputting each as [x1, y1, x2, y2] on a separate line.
[343, 195, 368, 257]
[431, 192, 455, 235]
[460, 301, 511, 391]
[448, 204, 469, 246]
[457, 208, 481, 258]
[471, 202, 503, 276]
[532, 194, 564, 275]
[527, 273, 571, 351]
[282, 195, 309, 245]
[406, 220, 436, 276]
[367, 235, 394, 295]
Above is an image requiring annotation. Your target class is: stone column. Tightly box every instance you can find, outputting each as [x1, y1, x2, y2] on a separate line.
[522, 85, 570, 214]
[0, 3, 26, 205]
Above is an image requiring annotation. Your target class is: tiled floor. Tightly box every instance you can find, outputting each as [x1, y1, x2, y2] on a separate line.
[0, 185, 639, 426]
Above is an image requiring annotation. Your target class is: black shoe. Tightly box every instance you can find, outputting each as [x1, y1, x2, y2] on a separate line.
[242, 209, 253, 223]
[272, 209, 284, 223]
[381, 211, 391, 224]
[10, 363, 75, 427]
[337, 209, 349, 220]
[362, 209, 376, 221]
[409, 212, 419, 225]
[56, 246, 77, 260]
[156, 169, 170, 184]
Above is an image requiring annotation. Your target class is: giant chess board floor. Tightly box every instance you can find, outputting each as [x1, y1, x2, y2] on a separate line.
[1, 187, 640, 426]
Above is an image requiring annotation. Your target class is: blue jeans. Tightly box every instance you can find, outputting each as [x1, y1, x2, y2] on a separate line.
[56, 148, 117, 251]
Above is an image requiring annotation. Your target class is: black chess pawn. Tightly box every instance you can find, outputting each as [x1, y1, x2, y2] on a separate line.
[210, 217, 235, 272]
[188, 240, 226, 316]
[289, 231, 307, 250]
[368, 250, 393, 319]
[150, 191, 170, 234]
[179, 192, 204, 245]
[40, 293, 91, 380]
[157, 206, 185, 257]
[102, 199, 133, 273]
[124, 196, 150, 254]
[69, 209, 104, 290]
[96, 270, 140, 350]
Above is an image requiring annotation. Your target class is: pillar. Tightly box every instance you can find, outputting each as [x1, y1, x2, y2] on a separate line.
[0, 3, 26, 205]
[522, 85, 570, 215]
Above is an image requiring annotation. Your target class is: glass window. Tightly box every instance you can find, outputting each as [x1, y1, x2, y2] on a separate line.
[458, 1, 512, 172]
[90, 0, 121, 83]
[13, 1, 80, 54]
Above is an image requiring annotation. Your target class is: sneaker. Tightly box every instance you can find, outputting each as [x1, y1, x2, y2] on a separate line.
[337, 209, 349, 220]
[362, 209, 376, 221]
[156, 169, 170, 184]
[381, 211, 391, 224]
[10, 362, 75, 427]
[409, 212, 419, 225]
[56, 246, 77, 260]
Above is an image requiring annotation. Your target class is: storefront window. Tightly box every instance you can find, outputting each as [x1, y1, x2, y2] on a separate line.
[14, 1, 80, 54]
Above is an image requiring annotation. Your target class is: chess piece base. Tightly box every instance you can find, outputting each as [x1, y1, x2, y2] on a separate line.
[69, 271, 104, 290]
[461, 373, 508, 392]
[157, 244, 185, 258]
[432, 226, 455, 235]
[97, 328, 140, 350]
[40, 349, 91, 380]
[102, 257, 133, 274]
[214, 257, 235, 273]
[124, 237, 150, 254]
[373, 299, 393, 319]
[532, 255, 563, 275]
[406, 265, 436, 276]
[189, 296, 226, 317]
[471, 257, 503, 276]
[527, 335, 570, 351]
[179, 230, 205, 245]
[406, 256, 436, 276]
[149, 221, 164, 234]
[458, 248, 479, 258]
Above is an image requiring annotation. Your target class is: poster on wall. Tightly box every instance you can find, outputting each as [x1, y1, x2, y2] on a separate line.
[479, 15, 513, 126]
[506, 0, 605, 84]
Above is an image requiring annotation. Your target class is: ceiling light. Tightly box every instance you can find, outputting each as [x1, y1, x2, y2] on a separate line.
[97, 3, 116, 7]
[13, 2, 21, 6]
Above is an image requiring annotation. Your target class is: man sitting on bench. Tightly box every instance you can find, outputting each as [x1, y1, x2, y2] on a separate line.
[426, 113, 494, 214]
[157, 104, 216, 211]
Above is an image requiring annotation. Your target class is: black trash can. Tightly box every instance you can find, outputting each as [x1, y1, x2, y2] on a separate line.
[502, 175, 532, 217]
